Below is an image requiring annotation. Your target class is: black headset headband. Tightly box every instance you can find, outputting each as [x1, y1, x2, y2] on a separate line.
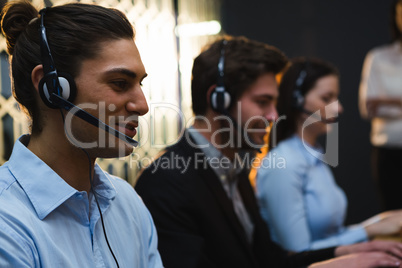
[210, 39, 231, 114]
[39, 7, 62, 97]
[292, 60, 309, 110]
[217, 40, 227, 89]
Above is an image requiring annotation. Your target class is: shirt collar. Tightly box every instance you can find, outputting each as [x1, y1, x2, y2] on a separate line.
[8, 135, 116, 220]
[188, 127, 243, 182]
[92, 165, 118, 200]
[291, 135, 323, 166]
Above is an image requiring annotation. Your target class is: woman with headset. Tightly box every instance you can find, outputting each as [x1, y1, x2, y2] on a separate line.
[256, 57, 402, 252]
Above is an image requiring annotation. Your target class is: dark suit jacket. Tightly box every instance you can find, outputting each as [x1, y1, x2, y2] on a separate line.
[135, 133, 335, 268]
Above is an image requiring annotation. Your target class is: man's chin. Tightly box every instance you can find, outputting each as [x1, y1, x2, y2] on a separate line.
[88, 144, 134, 159]
[241, 137, 264, 151]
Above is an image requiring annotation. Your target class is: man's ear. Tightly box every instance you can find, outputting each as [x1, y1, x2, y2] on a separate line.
[206, 84, 217, 106]
[31, 64, 44, 93]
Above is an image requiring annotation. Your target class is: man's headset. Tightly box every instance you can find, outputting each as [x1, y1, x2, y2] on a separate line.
[210, 40, 231, 113]
[209, 40, 262, 152]
[38, 8, 138, 147]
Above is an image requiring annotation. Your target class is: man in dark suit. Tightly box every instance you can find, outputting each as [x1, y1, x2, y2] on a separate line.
[135, 36, 402, 268]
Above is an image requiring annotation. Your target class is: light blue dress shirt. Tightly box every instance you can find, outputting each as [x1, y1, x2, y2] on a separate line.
[0, 135, 163, 267]
[256, 135, 368, 252]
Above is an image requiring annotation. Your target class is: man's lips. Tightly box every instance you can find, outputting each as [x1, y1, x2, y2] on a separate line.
[246, 125, 271, 134]
[116, 122, 138, 137]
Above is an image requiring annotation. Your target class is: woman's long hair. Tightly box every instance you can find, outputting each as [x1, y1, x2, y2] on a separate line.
[270, 57, 339, 149]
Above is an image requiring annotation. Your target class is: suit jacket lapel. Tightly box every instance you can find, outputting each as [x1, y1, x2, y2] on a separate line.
[237, 168, 261, 225]
[177, 134, 258, 265]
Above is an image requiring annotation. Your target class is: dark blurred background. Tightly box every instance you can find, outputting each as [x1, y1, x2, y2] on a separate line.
[221, 0, 395, 224]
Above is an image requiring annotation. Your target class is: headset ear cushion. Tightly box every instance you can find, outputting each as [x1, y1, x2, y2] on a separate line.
[38, 72, 77, 109]
[38, 77, 57, 109]
[58, 72, 77, 103]
[292, 90, 304, 109]
[210, 87, 231, 112]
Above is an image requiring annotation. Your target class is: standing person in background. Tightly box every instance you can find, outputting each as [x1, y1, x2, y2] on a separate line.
[256, 57, 402, 253]
[359, 0, 402, 210]
[136, 36, 402, 268]
[0, 2, 162, 267]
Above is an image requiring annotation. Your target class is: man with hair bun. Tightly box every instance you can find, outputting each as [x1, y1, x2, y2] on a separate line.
[0, 1, 162, 267]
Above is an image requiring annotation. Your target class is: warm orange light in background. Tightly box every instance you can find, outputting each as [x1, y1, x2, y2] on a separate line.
[249, 124, 271, 190]
[276, 72, 284, 85]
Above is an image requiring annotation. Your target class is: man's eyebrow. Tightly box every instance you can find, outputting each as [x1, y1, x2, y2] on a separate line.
[105, 68, 148, 80]
[256, 94, 276, 100]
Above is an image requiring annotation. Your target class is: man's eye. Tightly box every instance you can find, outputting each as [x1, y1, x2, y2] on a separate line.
[321, 97, 332, 103]
[111, 80, 129, 90]
[256, 99, 268, 106]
